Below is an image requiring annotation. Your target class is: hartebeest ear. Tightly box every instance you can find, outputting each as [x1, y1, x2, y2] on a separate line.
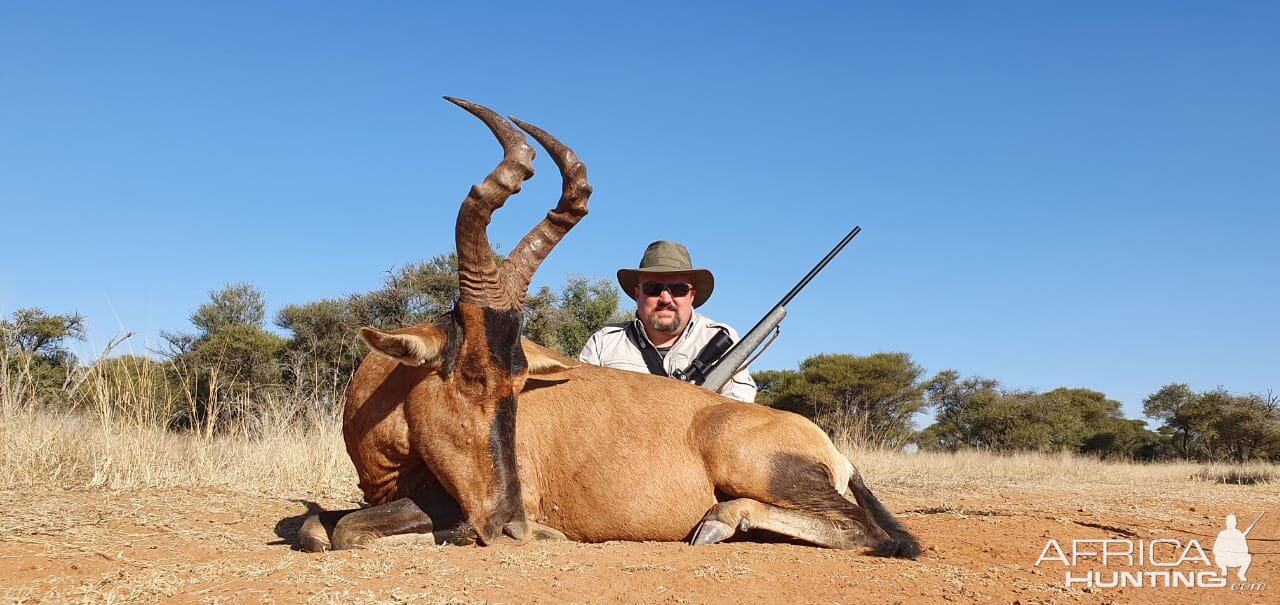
[520, 338, 580, 374]
[360, 325, 448, 368]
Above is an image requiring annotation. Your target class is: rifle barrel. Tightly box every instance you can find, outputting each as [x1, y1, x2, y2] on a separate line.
[698, 225, 862, 394]
[776, 226, 861, 308]
[1243, 512, 1266, 536]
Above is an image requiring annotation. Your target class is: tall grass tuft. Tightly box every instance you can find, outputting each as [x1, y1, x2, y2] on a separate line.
[0, 354, 357, 499]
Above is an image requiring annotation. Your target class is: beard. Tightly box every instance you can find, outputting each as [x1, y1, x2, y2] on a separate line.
[647, 305, 685, 334]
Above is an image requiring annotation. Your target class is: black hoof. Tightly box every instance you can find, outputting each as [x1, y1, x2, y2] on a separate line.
[873, 538, 922, 559]
[690, 520, 734, 546]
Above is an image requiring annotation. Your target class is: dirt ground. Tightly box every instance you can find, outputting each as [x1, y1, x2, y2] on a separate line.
[1, 481, 1276, 604]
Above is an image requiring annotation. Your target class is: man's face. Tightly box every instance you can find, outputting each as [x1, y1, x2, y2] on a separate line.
[634, 271, 695, 336]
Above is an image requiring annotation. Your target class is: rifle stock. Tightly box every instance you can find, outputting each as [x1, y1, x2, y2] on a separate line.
[697, 226, 861, 395]
[700, 306, 786, 393]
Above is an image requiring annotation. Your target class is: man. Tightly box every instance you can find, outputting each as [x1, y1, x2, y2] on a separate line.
[579, 240, 757, 402]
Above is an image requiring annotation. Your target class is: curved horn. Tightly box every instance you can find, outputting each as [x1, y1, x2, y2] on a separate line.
[445, 96, 536, 307]
[500, 116, 592, 306]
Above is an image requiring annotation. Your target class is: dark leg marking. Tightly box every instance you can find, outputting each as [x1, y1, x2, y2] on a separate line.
[847, 472, 921, 558]
[748, 453, 920, 558]
[693, 497, 877, 549]
[299, 497, 473, 552]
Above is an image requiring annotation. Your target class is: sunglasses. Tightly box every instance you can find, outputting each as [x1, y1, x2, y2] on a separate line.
[639, 282, 693, 298]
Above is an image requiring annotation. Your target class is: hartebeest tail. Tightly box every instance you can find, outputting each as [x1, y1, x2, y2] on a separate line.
[849, 473, 920, 558]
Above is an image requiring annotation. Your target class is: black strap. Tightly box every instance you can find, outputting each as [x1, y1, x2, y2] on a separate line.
[627, 322, 668, 377]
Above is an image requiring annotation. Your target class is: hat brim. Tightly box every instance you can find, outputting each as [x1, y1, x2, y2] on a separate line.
[618, 268, 714, 308]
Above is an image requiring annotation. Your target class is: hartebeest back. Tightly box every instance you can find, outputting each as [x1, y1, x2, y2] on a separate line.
[301, 99, 919, 557]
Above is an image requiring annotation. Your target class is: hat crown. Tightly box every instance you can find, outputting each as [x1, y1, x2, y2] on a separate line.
[638, 240, 694, 272]
[617, 240, 714, 308]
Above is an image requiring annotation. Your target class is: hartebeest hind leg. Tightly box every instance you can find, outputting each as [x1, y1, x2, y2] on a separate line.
[690, 403, 920, 557]
[692, 498, 877, 549]
[693, 465, 921, 558]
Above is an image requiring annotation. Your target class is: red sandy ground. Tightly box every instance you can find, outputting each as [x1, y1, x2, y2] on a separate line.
[1, 482, 1276, 604]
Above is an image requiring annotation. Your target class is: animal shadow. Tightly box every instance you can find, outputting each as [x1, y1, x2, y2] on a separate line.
[271, 500, 331, 550]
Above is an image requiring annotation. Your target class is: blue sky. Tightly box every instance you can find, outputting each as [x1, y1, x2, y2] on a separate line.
[2, 2, 1276, 423]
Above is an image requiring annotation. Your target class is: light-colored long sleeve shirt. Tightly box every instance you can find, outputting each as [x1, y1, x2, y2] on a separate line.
[578, 311, 757, 403]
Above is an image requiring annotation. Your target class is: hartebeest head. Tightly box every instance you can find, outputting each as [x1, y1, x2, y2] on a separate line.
[357, 98, 590, 544]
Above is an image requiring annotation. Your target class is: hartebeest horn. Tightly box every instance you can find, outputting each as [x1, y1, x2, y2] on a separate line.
[445, 96, 536, 308]
[500, 116, 592, 304]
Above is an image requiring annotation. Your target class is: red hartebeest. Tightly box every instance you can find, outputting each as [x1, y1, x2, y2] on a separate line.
[299, 98, 919, 557]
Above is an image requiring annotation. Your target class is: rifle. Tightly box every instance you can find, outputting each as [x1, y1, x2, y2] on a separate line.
[677, 226, 862, 393]
[1243, 512, 1265, 536]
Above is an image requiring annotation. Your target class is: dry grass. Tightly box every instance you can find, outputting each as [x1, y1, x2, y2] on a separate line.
[1194, 465, 1279, 485]
[4, 404, 1277, 503]
[0, 408, 356, 499]
[1, 352, 358, 500]
[845, 446, 1279, 490]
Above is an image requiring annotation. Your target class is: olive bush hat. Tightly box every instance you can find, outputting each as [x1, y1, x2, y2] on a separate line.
[617, 240, 714, 308]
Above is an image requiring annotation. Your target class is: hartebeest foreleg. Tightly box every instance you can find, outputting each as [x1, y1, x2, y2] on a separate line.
[298, 498, 468, 552]
[297, 495, 565, 551]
